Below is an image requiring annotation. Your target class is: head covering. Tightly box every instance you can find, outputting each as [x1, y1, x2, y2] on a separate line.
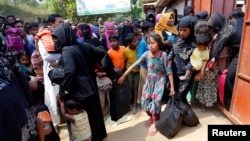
[31, 51, 43, 69]
[166, 8, 178, 25]
[196, 10, 209, 20]
[178, 15, 197, 28]
[6, 28, 24, 51]
[105, 21, 115, 49]
[178, 15, 198, 38]
[156, 14, 162, 23]
[183, 6, 194, 16]
[155, 12, 179, 41]
[207, 13, 226, 31]
[76, 23, 84, 41]
[92, 25, 100, 38]
[52, 23, 77, 51]
[78, 23, 92, 39]
[146, 9, 155, 23]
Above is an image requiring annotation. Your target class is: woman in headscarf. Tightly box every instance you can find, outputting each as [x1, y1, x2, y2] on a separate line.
[146, 9, 156, 25]
[166, 8, 179, 26]
[183, 6, 195, 16]
[76, 23, 84, 43]
[78, 23, 102, 47]
[104, 21, 116, 50]
[207, 13, 243, 111]
[155, 12, 179, 54]
[51, 23, 118, 141]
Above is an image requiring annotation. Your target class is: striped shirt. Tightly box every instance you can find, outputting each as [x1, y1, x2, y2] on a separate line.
[71, 111, 92, 141]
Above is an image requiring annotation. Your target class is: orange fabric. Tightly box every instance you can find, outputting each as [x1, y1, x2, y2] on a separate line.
[35, 28, 55, 52]
[107, 46, 125, 69]
[37, 111, 52, 122]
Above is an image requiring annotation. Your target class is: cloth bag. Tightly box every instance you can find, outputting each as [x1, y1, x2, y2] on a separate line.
[156, 96, 183, 139]
[96, 76, 113, 90]
[109, 82, 130, 121]
[177, 100, 199, 127]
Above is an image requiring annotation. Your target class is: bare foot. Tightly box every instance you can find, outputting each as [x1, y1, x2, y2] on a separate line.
[148, 123, 158, 136]
[145, 117, 153, 127]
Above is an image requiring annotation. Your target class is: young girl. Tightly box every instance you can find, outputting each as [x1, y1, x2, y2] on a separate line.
[18, 50, 34, 76]
[118, 32, 175, 126]
[59, 98, 92, 141]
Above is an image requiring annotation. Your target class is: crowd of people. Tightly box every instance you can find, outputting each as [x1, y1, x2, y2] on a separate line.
[0, 4, 245, 141]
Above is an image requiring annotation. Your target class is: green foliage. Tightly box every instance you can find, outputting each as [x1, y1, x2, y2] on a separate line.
[0, 0, 144, 23]
[48, 0, 143, 24]
[0, 0, 49, 22]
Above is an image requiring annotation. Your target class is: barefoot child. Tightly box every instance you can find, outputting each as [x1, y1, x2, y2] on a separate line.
[59, 98, 92, 141]
[118, 32, 175, 127]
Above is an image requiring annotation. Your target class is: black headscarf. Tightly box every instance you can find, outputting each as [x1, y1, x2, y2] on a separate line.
[146, 9, 155, 24]
[183, 6, 194, 16]
[52, 23, 77, 51]
[78, 23, 92, 39]
[178, 15, 197, 37]
[207, 13, 226, 33]
[196, 10, 209, 20]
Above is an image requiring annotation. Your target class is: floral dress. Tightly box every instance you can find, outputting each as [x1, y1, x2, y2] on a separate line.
[131, 51, 172, 114]
[196, 67, 218, 107]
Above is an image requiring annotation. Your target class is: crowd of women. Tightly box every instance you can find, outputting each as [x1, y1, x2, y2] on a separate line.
[0, 4, 245, 141]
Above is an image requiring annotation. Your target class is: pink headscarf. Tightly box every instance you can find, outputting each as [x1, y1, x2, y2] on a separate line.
[156, 14, 163, 23]
[76, 23, 84, 41]
[105, 21, 116, 49]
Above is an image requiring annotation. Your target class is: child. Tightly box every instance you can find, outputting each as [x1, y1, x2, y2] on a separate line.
[18, 50, 34, 76]
[107, 34, 125, 75]
[137, 20, 155, 104]
[124, 33, 140, 114]
[59, 98, 92, 141]
[118, 32, 175, 127]
[30, 78, 60, 141]
[179, 33, 212, 80]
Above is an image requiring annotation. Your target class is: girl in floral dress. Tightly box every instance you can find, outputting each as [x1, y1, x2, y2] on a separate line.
[118, 32, 175, 126]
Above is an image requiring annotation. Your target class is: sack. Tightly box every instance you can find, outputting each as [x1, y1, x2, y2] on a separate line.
[96, 76, 112, 90]
[109, 82, 130, 121]
[156, 96, 183, 139]
[177, 100, 199, 127]
[6, 28, 24, 51]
